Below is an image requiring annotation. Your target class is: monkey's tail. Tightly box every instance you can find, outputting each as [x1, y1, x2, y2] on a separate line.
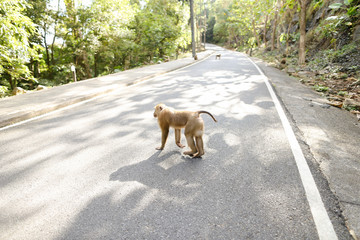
[198, 111, 218, 122]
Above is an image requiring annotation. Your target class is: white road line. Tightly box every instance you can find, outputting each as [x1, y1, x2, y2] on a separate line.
[247, 56, 338, 240]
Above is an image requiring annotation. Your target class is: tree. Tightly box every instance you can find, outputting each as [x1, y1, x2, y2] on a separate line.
[298, 0, 307, 65]
[271, 0, 281, 50]
[190, 0, 196, 57]
[133, 0, 190, 62]
[85, 0, 136, 75]
[0, 0, 193, 93]
[25, 0, 48, 79]
[64, 0, 92, 79]
[0, 0, 41, 90]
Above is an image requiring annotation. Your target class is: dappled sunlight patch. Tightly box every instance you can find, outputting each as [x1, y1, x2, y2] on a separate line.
[223, 132, 242, 147]
[110, 181, 146, 203]
[155, 74, 198, 85]
[124, 111, 154, 123]
[297, 125, 333, 173]
[157, 157, 186, 170]
[301, 125, 329, 148]
[203, 70, 239, 79]
[127, 188, 160, 217]
[171, 179, 202, 190]
[0, 155, 122, 240]
[131, 96, 154, 106]
[215, 100, 265, 121]
[2, 44, 336, 239]
[260, 126, 288, 145]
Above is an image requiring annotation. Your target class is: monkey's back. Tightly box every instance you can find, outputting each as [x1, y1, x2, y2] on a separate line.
[168, 110, 196, 128]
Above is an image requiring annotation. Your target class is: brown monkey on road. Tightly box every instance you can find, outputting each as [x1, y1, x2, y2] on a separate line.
[215, 54, 221, 60]
[153, 103, 217, 158]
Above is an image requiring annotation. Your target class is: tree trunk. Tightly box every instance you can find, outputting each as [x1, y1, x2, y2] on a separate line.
[271, 1, 280, 51]
[94, 53, 99, 77]
[299, 0, 307, 65]
[252, 19, 260, 47]
[203, 1, 206, 49]
[43, 23, 51, 67]
[50, 26, 57, 66]
[190, 0, 196, 58]
[8, 74, 15, 90]
[76, 51, 92, 79]
[285, 22, 292, 56]
[34, 60, 39, 78]
[271, 16, 278, 50]
[65, 0, 92, 79]
[277, 28, 281, 49]
[264, 14, 268, 48]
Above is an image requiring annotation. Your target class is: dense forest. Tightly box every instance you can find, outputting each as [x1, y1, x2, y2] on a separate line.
[206, 0, 360, 111]
[0, 0, 197, 96]
[1, 0, 359, 111]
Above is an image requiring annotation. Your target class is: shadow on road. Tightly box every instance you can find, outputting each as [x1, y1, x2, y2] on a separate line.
[1, 50, 321, 240]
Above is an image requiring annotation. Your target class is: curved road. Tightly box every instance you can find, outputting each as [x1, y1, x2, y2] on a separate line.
[0, 45, 351, 239]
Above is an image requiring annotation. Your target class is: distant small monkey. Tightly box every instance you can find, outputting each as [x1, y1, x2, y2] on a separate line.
[215, 54, 221, 60]
[194, 55, 198, 60]
[153, 103, 217, 158]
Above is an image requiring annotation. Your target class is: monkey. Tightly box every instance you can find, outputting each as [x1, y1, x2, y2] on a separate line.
[194, 55, 198, 60]
[215, 54, 221, 60]
[153, 103, 217, 158]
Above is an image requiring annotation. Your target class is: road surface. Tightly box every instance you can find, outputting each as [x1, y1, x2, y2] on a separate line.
[0, 45, 351, 239]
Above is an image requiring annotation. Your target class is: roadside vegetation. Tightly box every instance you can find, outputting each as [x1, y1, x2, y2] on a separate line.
[0, 0, 204, 97]
[1, 0, 359, 115]
[206, 0, 360, 114]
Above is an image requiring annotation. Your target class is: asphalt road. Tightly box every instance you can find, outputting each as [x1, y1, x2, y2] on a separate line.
[0, 46, 351, 239]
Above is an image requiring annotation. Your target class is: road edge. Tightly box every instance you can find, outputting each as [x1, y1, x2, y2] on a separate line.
[0, 50, 214, 129]
[247, 55, 338, 240]
[248, 55, 359, 240]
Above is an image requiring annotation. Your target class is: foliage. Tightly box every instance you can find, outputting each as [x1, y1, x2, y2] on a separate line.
[1, 0, 358, 96]
[314, 84, 329, 92]
[133, 0, 191, 63]
[329, 0, 360, 17]
[314, 0, 359, 49]
[206, 0, 359, 62]
[0, 85, 9, 97]
[308, 42, 359, 71]
[0, 0, 193, 95]
[0, 0, 42, 90]
[207, 0, 278, 49]
[338, 90, 348, 96]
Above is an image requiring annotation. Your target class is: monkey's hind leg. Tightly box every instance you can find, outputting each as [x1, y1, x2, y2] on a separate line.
[183, 134, 198, 156]
[193, 136, 204, 158]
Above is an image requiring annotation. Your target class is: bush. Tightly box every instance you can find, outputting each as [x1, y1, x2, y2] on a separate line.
[0, 85, 10, 97]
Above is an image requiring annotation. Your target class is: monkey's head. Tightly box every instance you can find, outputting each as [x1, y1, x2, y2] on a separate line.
[153, 103, 166, 118]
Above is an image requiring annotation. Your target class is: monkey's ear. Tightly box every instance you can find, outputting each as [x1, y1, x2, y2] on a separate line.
[159, 106, 163, 111]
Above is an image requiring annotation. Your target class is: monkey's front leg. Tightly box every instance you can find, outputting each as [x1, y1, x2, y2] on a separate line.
[156, 128, 169, 150]
[175, 129, 185, 148]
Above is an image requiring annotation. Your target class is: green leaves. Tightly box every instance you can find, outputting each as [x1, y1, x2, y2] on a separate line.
[132, 0, 190, 60]
[347, 5, 359, 16]
[329, 3, 343, 10]
[0, 0, 41, 90]
[328, 0, 359, 17]
[0, 0, 193, 91]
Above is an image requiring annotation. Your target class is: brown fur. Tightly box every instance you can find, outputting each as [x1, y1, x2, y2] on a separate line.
[215, 54, 221, 60]
[153, 103, 217, 158]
